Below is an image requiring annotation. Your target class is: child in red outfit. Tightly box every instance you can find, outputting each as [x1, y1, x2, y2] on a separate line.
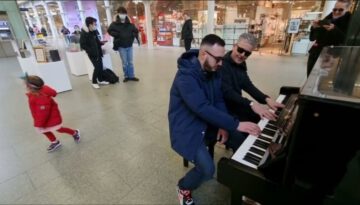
[24, 75, 80, 152]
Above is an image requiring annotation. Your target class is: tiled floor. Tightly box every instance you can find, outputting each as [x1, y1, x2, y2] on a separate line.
[0, 46, 307, 204]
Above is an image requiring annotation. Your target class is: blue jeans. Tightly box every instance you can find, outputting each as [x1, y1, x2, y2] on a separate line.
[118, 47, 135, 78]
[178, 142, 215, 190]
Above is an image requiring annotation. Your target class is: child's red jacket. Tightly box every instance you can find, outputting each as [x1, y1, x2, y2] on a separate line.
[27, 85, 62, 128]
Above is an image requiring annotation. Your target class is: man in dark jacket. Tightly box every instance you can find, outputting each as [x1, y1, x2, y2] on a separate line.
[221, 33, 284, 149]
[108, 6, 139, 82]
[80, 17, 108, 89]
[307, 0, 352, 76]
[168, 34, 261, 205]
[181, 13, 193, 51]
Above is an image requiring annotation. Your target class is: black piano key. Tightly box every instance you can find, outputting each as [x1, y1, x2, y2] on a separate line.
[265, 124, 278, 131]
[259, 135, 272, 143]
[246, 152, 262, 162]
[243, 155, 259, 165]
[262, 128, 276, 136]
[268, 120, 277, 125]
[275, 110, 281, 115]
[249, 147, 266, 156]
[254, 140, 269, 149]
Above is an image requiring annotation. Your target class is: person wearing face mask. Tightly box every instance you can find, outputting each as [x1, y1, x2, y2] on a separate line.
[108, 6, 140, 82]
[168, 34, 261, 205]
[307, 0, 352, 76]
[220, 33, 285, 150]
[72, 25, 81, 35]
[80, 17, 109, 89]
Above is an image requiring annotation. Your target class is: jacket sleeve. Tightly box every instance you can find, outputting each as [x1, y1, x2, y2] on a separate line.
[242, 72, 268, 104]
[309, 26, 322, 41]
[176, 74, 239, 131]
[221, 66, 252, 107]
[107, 23, 120, 38]
[79, 33, 89, 52]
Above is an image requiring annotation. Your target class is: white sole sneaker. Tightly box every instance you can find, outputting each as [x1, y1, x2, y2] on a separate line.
[92, 84, 100, 89]
[98, 81, 110, 85]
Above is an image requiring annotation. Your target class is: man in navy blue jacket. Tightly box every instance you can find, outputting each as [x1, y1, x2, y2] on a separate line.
[168, 34, 261, 205]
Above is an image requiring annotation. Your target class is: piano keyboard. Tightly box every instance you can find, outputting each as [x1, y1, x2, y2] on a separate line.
[231, 94, 287, 169]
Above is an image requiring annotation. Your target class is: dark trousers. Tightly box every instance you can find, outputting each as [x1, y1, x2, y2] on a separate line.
[184, 38, 192, 51]
[307, 50, 321, 77]
[89, 57, 103, 84]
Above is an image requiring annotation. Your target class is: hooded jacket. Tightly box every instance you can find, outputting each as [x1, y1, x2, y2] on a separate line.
[80, 25, 103, 59]
[108, 16, 139, 49]
[168, 50, 239, 161]
[27, 85, 62, 128]
[221, 51, 268, 117]
[309, 12, 351, 54]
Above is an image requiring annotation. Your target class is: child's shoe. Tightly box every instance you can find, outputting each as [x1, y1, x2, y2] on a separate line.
[73, 129, 80, 143]
[47, 140, 61, 152]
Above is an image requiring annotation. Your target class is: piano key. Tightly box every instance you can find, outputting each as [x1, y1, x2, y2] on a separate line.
[265, 124, 278, 131]
[249, 147, 266, 156]
[268, 120, 277, 125]
[262, 128, 276, 136]
[254, 140, 269, 149]
[245, 152, 262, 162]
[243, 155, 260, 166]
[259, 136, 272, 143]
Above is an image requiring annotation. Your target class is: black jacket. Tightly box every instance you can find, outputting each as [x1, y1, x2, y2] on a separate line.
[80, 26, 103, 59]
[309, 12, 351, 54]
[181, 19, 193, 40]
[220, 51, 268, 116]
[108, 17, 139, 49]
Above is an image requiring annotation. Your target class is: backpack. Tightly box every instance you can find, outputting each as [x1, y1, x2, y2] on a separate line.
[102, 69, 119, 84]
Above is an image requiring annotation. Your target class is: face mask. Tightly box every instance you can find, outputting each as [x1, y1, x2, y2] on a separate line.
[119, 14, 126, 20]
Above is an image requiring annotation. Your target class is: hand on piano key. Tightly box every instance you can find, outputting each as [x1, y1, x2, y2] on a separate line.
[237, 121, 261, 136]
[265, 97, 285, 111]
[250, 102, 278, 121]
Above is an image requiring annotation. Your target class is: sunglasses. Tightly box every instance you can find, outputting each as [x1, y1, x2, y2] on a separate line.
[236, 46, 252, 57]
[333, 8, 344, 12]
[206, 51, 223, 63]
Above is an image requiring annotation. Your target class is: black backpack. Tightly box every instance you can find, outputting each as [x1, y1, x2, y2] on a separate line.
[102, 69, 119, 84]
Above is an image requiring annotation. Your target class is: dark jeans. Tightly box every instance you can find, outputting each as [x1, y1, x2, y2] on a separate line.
[178, 142, 215, 190]
[307, 50, 321, 77]
[89, 57, 104, 84]
[184, 38, 192, 51]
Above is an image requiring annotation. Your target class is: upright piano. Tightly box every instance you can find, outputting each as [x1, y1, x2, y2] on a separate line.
[217, 46, 360, 205]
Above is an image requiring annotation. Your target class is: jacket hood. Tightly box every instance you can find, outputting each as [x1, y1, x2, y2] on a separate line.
[81, 25, 89, 33]
[177, 49, 202, 74]
[40, 85, 57, 97]
[223, 51, 247, 71]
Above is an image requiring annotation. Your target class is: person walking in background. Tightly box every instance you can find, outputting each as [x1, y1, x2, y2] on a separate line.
[108, 6, 140, 83]
[168, 34, 261, 205]
[307, 0, 352, 76]
[23, 74, 80, 152]
[80, 17, 109, 89]
[181, 13, 193, 51]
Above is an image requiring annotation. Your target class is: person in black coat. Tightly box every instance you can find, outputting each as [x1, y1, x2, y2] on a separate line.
[181, 13, 193, 51]
[221, 33, 285, 150]
[307, 0, 352, 76]
[108, 6, 139, 82]
[80, 17, 108, 89]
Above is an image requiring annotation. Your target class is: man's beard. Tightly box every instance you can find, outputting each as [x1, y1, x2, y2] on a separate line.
[204, 59, 219, 72]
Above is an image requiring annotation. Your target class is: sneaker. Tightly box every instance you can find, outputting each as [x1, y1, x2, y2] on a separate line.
[97, 80, 110, 85]
[177, 186, 194, 205]
[123, 78, 129, 82]
[92, 83, 100, 89]
[47, 141, 61, 152]
[129, 77, 139, 81]
[73, 129, 80, 143]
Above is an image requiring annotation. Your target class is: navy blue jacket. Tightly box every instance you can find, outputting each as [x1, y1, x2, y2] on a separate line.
[168, 50, 239, 161]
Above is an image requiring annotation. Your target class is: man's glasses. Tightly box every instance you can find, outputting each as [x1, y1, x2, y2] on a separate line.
[205, 51, 223, 63]
[236, 46, 252, 57]
[333, 8, 344, 13]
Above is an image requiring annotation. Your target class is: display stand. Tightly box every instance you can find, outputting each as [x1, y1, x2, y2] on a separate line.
[17, 55, 72, 93]
[65, 51, 88, 76]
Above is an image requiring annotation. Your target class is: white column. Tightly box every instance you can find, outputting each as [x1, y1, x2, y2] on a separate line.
[42, 1, 58, 37]
[321, 0, 336, 19]
[144, 1, 153, 48]
[77, 0, 85, 23]
[104, 0, 113, 26]
[207, 0, 215, 35]
[57, 1, 67, 27]
[31, 3, 42, 28]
